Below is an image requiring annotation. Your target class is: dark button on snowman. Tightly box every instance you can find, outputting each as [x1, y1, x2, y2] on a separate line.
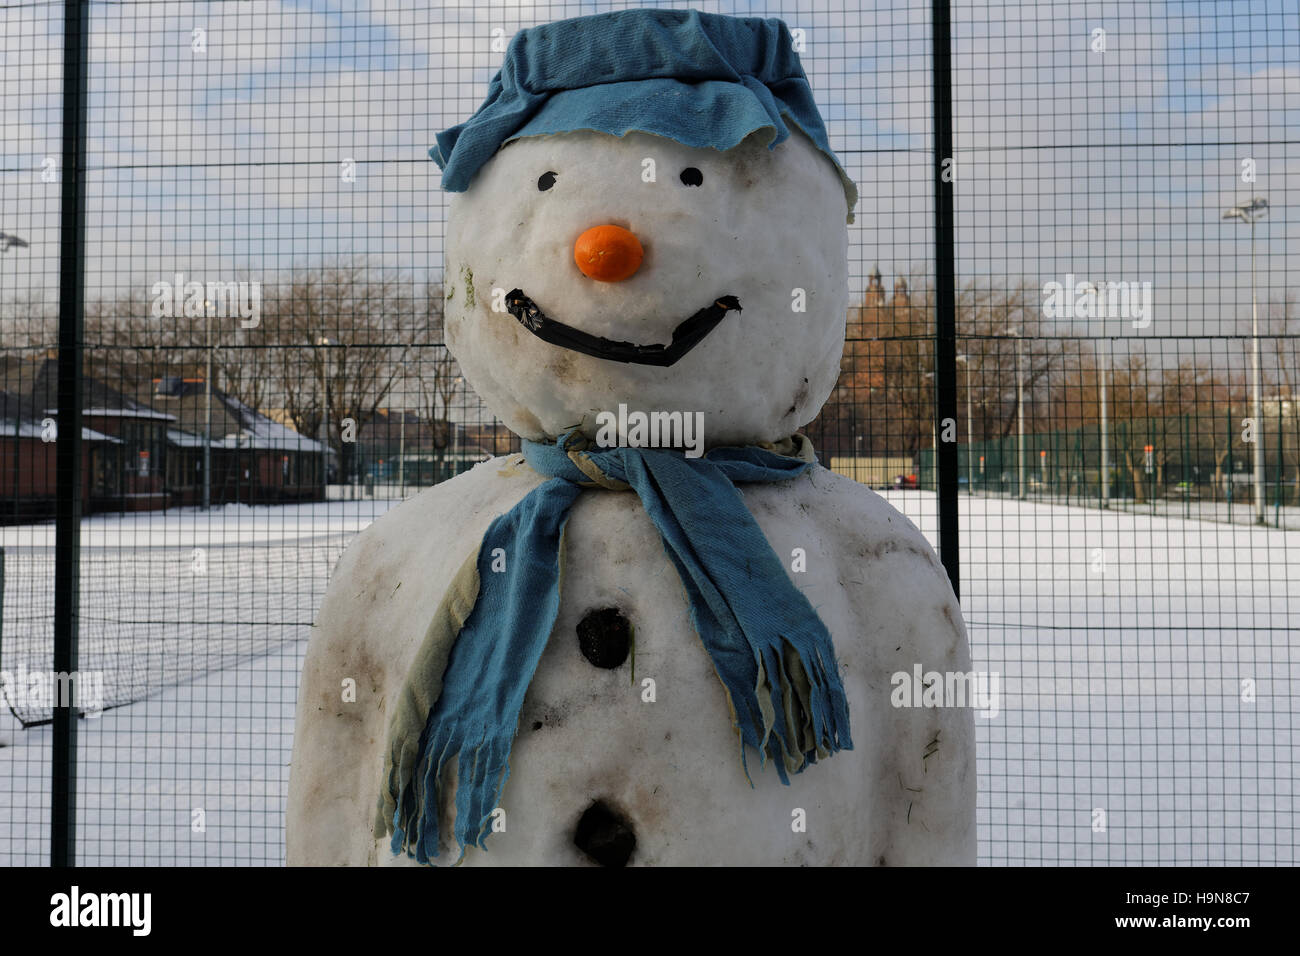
[288, 9, 975, 867]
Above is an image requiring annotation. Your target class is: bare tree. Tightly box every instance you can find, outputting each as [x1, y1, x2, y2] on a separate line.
[817, 273, 1066, 462]
[407, 277, 464, 479]
[267, 259, 416, 481]
[1110, 345, 1158, 502]
[0, 284, 57, 354]
[1265, 292, 1300, 503]
[83, 285, 182, 388]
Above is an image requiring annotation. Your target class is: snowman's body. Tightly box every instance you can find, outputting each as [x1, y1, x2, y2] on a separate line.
[287, 455, 974, 865]
[287, 20, 977, 864]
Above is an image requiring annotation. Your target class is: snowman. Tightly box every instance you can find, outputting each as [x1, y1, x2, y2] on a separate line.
[287, 9, 975, 866]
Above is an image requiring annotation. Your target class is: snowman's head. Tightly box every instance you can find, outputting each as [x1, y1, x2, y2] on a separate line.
[443, 127, 849, 447]
[432, 9, 857, 449]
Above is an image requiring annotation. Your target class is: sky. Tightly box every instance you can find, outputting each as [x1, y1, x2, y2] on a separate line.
[0, 0, 1296, 342]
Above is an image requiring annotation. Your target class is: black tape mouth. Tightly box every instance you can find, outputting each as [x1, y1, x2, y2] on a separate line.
[504, 289, 741, 367]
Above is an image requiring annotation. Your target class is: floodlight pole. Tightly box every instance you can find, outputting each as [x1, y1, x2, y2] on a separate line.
[1224, 198, 1268, 524]
[1017, 335, 1025, 498]
[3, 236, 30, 514]
[1097, 337, 1109, 508]
[1003, 327, 1025, 499]
[316, 336, 339, 500]
[1250, 215, 1264, 524]
[203, 306, 212, 509]
[957, 354, 973, 492]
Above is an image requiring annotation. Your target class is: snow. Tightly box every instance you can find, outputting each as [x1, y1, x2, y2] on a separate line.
[165, 428, 208, 447]
[894, 490, 1297, 865]
[1, 491, 1295, 865]
[166, 425, 323, 452]
[0, 422, 122, 442]
[218, 396, 327, 452]
[47, 408, 177, 421]
[0, 500, 395, 866]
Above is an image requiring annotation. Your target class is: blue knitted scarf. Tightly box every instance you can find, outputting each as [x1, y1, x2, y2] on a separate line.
[376, 431, 853, 863]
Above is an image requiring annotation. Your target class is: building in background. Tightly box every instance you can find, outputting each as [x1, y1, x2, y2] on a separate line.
[142, 376, 327, 506]
[0, 389, 123, 521]
[0, 356, 328, 516]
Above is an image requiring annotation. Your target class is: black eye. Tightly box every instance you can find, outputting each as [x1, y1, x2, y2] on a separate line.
[538, 171, 557, 191]
[679, 167, 703, 187]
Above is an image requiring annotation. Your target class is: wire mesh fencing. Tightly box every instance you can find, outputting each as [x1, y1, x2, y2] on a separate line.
[1, 0, 1296, 866]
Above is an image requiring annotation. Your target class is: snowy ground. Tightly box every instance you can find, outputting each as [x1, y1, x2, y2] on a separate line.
[969, 486, 1300, 531]
[0, 500, 393, 866]
[1, 490, 1295, 865]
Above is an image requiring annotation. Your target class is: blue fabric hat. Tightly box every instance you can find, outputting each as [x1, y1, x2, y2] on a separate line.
[431, 8, 858, 224]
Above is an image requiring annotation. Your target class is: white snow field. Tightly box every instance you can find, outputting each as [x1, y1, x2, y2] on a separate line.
[0, 491, 1295, 865]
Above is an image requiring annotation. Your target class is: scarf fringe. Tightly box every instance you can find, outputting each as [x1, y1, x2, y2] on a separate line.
[740, 637, 852, 785]
[387, 721, 517, 865]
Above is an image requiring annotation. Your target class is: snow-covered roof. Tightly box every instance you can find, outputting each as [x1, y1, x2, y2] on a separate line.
[0, 421, 122, 442]
[166, 425, 325, 453]
[220, 430, 327, 452]
[0, 421, 45, 439]
[90, 407, 176, 421]
[166, 428, 209, 448]
[45, 407, 177, 421]
[219, 395, 327, 452]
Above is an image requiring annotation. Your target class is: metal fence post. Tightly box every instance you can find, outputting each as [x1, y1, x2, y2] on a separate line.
[1278, 397, 1284, 528]
[52, 0, 91, 868]
[1226, 404, 1234, 507]
[0, 547, 5, 683]
[931, 0, 960, 599]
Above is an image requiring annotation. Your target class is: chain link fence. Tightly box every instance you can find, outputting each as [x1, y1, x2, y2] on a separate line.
[1, 0, 1296, 866]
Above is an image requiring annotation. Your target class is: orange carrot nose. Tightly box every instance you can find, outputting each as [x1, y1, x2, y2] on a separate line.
[574, 224, 644, 282]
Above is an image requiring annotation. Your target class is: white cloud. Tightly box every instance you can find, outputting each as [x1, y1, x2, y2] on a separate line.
[0, 0, 1294, 348]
